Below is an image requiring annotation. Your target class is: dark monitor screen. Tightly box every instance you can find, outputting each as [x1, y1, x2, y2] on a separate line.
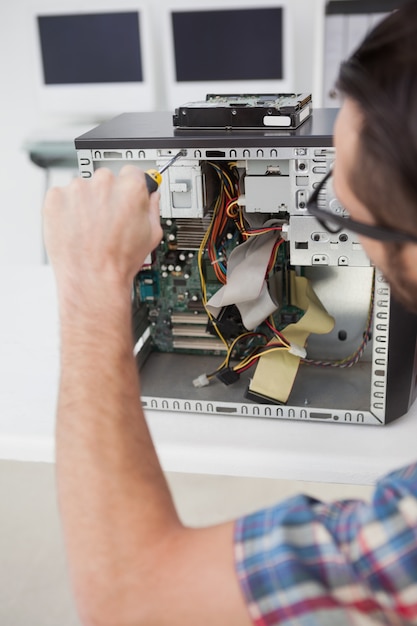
[172, 8, 283, 82]
[37, 12, 143, 85]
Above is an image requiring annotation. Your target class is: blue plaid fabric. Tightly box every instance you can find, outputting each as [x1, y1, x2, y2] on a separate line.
[235, 463, 417, 625]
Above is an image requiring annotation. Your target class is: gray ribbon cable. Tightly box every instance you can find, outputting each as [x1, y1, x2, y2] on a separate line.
[206, 226, 281, 330]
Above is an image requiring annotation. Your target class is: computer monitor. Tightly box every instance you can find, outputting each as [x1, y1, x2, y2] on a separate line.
[161, 0, 294, 111]
[31, 1, 155, 120]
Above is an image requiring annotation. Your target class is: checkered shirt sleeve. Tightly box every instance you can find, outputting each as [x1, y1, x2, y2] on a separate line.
[234, 462, 417, 625]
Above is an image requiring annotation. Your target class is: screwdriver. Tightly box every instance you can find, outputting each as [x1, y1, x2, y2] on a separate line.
[145, 149, 186, 194]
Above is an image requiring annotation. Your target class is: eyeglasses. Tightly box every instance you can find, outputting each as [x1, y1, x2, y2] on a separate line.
[307, 169, 417, 244]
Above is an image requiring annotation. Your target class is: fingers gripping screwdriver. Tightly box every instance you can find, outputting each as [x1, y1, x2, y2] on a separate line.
[145, 149, 186, 194]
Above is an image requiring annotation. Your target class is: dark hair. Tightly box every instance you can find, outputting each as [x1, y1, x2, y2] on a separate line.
[336, 1, 417, 237]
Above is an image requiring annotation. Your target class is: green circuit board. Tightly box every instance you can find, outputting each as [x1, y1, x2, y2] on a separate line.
[134, 217, 303, 356]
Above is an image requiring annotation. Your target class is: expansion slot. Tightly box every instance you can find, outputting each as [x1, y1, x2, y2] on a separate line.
[172, 338, 226, 352]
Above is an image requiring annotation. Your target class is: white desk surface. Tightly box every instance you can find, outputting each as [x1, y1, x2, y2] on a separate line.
[1, 266, 416, 486]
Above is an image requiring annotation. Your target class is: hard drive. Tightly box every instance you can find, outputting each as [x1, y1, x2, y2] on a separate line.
[173, 93, 312, 130]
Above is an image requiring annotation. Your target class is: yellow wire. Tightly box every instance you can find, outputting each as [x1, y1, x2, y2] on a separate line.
[234, 345, 290, 372]
[197, 192, 229, 352]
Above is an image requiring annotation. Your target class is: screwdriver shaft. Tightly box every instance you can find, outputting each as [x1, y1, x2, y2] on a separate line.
[145, 149, 186, 194]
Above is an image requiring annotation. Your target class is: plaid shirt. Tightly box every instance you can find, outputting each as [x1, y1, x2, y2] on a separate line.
[235, 463, 417, 625]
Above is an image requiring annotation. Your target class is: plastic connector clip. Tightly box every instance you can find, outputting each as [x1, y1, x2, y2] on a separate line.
[288, 343, 307, 359]
[193, 373, 210, 388]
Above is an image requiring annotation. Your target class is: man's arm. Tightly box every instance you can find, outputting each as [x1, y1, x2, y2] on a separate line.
[43, 167, 253, 626]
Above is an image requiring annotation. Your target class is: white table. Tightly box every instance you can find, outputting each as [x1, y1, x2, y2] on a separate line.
[1, 266, 416, 485]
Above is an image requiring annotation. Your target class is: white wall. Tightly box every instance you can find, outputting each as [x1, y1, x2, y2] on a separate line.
[0, 0, 325, 266]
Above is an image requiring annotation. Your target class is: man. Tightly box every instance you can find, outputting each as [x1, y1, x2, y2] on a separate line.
[43, 3, 417, 625]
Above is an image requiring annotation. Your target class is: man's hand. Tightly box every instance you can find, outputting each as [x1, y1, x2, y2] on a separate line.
[43, 166, 163, 295]
[46, 165, 252, 626]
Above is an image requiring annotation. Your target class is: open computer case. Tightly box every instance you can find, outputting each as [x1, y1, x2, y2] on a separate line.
[75, 107, 417, 426]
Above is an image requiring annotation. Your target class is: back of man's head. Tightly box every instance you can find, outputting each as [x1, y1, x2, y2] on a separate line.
[336, 0, 417, 237]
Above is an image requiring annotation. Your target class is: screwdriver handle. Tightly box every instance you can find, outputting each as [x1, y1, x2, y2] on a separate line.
[145, 169, 163, 194]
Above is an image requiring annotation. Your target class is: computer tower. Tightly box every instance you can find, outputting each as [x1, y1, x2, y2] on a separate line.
[75, 109, 417, 425]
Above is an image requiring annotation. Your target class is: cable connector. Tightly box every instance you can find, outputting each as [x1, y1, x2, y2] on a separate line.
[193, 373, 210, 388]
[281, 223, 290, 241]
[216, 368, 240, 386]
[288, 343, 307, 359]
